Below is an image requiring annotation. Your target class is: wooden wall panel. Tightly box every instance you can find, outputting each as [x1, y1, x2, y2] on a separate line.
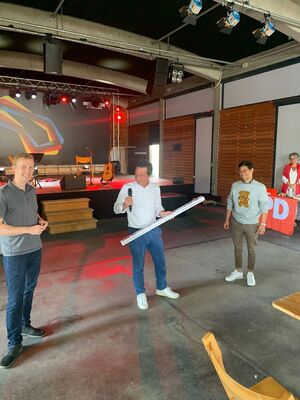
[217, 101, 276, 203]
[163, 116, 195, 184]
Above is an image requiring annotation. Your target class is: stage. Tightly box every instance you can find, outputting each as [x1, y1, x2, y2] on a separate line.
[35, 175, 194, 219]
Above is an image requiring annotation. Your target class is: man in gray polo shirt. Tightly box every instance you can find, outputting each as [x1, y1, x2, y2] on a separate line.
[0, 153, 48, 368]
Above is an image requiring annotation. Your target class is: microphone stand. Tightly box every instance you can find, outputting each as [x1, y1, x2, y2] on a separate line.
[86, 147, 94, 186]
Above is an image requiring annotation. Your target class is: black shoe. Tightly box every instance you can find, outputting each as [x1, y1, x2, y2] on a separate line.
[0, 344, 23, 368]
[22, 325, 45, 338]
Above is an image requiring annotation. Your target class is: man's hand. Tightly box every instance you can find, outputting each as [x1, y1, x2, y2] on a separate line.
[27, 225, 45, 235]
[123, 196, 133, 210]
[224, 219, 230, 230]
[257, 224, 266, 235]
[38, 217, 48, 231]
[160, 211, 173, 218]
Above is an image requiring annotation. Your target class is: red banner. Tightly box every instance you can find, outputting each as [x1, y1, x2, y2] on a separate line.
[266, 195, 298, 236]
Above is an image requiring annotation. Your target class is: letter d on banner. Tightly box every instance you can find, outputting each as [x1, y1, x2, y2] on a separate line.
[273, 198, 289, 220]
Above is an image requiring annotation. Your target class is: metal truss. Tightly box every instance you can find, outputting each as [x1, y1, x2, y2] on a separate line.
[0, 75, 123, 97]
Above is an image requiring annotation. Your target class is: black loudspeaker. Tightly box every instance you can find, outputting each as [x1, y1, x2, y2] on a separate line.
[60, 175, 86, 190]
[43, 42, 63, 74]
[147, 57, 169, 99]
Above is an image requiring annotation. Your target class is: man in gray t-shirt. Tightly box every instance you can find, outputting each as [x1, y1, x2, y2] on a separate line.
[0, 153, 48, 369]
[223, 160, 269, 287]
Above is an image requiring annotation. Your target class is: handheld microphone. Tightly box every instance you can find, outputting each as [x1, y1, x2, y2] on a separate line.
[128, 188, 132, 212]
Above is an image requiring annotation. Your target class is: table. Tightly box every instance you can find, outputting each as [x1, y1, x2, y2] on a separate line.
[266, 195, 298, 236]
[272, 292, 300, 320]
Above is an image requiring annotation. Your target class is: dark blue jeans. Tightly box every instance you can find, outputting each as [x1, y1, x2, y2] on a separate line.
[128, 227, 167, 295]
[3, 249, 42, 349]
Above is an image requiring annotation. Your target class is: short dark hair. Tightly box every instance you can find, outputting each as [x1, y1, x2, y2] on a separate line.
[136, 160, 153, 176]
[289, 152, 299, 159]
[12, 153, 34, 165]
[238, 160, 254, 169]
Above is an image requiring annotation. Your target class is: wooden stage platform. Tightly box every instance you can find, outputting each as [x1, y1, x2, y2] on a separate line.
[35, 175, 194, 219]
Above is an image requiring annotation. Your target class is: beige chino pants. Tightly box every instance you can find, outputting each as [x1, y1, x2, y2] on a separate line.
[231, 218, 259, 272]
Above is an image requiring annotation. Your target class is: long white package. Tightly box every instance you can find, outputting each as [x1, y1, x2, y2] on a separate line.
[120, 195, 205, 246]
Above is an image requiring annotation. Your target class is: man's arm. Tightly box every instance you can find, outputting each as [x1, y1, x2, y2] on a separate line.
[224, 209, 232, 230]
[114, 186, 131, 214]
[37, 214, 48, 231]
[0, 217, 45, 236]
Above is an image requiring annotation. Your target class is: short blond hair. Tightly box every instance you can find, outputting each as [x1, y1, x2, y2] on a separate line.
[12, 153, 34, 165]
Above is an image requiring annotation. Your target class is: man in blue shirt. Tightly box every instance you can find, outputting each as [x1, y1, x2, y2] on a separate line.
[0, 153, 48, 368]
[224, 160, 269, 287]
[114, 160, 179, 309]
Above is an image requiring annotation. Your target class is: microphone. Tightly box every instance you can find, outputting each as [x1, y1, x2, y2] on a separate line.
[128, 188, 132, 212]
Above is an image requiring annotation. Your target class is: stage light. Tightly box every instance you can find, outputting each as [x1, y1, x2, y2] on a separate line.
[60, 94, 70, 104]
[103, 98, 111, 109]
[25, 90, 37, 100]
[91, 98, 100, 108]
[71, 95, 77, 103]
[179, 0, 202, 25]
[15, 88, 21, 98]
[114, 105, 126, 124]
[169, 64, 184, 84]
[44, 93, 60, 106]
[252, 14, 275, 45]
[217, 3, 240, 35]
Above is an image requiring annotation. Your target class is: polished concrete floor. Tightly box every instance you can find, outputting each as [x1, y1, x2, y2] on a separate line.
[0, 206, 299, 399]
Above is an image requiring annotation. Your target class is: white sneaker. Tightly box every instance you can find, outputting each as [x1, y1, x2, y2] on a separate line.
[225, 269, 243, 282]
[156, 287, 180, 299]
[247, 272, 256, 287]
[137, 293, 148, 310]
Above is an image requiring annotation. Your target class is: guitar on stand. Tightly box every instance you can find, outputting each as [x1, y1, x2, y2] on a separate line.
[101, 148, 114, 185]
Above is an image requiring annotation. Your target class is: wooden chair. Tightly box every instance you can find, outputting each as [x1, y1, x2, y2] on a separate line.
[75, 155, 94, 184]
[202, 332, 297, 400]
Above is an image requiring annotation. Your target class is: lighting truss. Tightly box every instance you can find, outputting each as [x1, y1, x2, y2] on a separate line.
[0, 75, 122, 98]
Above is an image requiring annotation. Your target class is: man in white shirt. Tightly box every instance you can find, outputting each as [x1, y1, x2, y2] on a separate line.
[114, 160, 179, 310]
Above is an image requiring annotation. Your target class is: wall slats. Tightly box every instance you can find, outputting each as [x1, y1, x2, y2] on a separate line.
[163, 116, 195, 183]
[217, 101, 276, 203]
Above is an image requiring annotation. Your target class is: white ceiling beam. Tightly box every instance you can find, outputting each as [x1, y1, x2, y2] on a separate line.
[0, 2, 225, 70]
[0, 50, 148, 93]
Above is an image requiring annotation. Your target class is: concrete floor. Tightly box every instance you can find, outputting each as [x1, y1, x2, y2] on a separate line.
[0, 206, 299, 399]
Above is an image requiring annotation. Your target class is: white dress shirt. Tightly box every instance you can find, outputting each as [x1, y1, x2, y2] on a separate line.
[113, 181, 164, 229]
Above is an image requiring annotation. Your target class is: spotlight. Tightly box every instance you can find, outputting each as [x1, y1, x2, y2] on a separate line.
[31, 91, 37, 99]
[169, 64, 184, 84]
[114, 105, 126, 124]
[60, 94, 70, 104]
[179, 0, 202, 25]
[217, 3, 240, 35]
[91, 98, 100, 108]
[15, 90, 21, 98]
[103, 98, 111, 109]
[252, 14, 275, 45]
[44, 93, 60, 106]
[71, 95, 77, 103]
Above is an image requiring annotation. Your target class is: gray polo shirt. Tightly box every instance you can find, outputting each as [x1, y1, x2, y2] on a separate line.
[0, 181, 42, 256]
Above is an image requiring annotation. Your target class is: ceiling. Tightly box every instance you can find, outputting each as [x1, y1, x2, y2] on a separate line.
[0, 0, 299, 104]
